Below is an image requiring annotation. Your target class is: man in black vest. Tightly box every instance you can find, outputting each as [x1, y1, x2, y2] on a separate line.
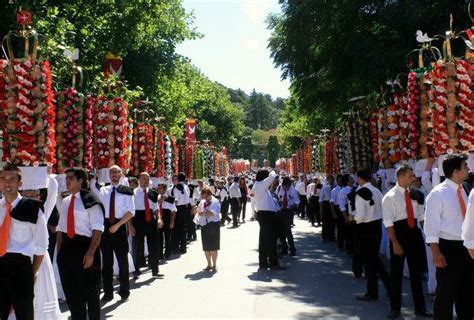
[57, 168, 104, 320]
[91, 165, 135, 303]
[0, 163, 49, 320]
[132, 172, 162, 279]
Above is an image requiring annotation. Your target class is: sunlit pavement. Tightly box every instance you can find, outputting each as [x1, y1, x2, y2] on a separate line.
[60, 204, 433, 319]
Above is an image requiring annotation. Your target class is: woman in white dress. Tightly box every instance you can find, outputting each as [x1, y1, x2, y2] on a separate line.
[10, 175, 61, 320]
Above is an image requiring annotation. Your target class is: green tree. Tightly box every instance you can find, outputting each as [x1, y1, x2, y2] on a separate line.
[266, 135, 280, 167]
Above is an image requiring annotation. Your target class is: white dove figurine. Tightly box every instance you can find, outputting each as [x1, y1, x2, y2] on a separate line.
[416, 30, 434, 43]
[64, 48, 79, 61]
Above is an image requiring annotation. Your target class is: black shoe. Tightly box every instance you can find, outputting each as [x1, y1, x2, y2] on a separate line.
[414, 310, 433, 318]
[290, 249, 296, 256]
[119, 296, 129, 303]
[280, 250, 288, 256]
[152, 272, 164, 278]
[133, 274, 139, 280]
[258, 264, 269, 270]
[355, 294, 378, 301]
[386, 310, 401, 319]
[100, 295, 113, 305]
[269, 265, 287, 271]
[180, 249, 187, 254]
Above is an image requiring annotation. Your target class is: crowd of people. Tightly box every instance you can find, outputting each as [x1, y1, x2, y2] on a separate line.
[4, 153, 474, 319]
[0, 163, 257, 320]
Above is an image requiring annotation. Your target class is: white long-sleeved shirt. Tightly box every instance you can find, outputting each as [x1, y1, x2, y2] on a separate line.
[167, 183, 191, 206]
[91, 183, 135, 219]
[295, 181, 307, 195]
[253, 171, 279, 212]
[354, 183, 384, 224]
[276, 185, 300, 208]
[425, 179, 468, 243]
[193, 197, 221, 226]
[0, 195, 48, 260]
[229, 182, 242, 199]
[134, 187, 158, 212]
[319, 183, 333, 203]
[382, 184, 424, 228]
[57, 192, 104, 237]
[462, 191, 474, 248]
[337, 186, 353, 212]
[330, 186, 341, 204]
[44, 175, 58, 220]
[306, 183, 322, 200]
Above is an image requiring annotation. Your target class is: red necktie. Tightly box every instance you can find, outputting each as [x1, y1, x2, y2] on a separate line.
[109, 187, 116, 224]
[404, 189, 415, 228]
[283, 190, 288, 209]
[67, 195, 76, 238]
[0, 202, 12, 257]
[458, 185, 467, 218]
[144, 189, 152, 223]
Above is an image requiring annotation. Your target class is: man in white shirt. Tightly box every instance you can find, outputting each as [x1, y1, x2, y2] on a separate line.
[337, 174, 353, 252]
[276, 177, 299, 256]
[229, 176, 242, 227]
[91, 165, 135, 303]
[0, 163, 49, 320]
[57, 168, 104, 320]
[156, 181, 176, 260]
[425, 154, 472, 319]
[295, 175, 308, 218]
[320, 175, 335, 241]
[132, 172, 161, 279]
[331, 175, 343, 249]
[306, 177, 322, 227]
[217, 180, 231, 225]
[382, 165, 431, 319]
[253, 169, 285, 270]
[353, 168, 389, 302]
[168, 172, 191, 254]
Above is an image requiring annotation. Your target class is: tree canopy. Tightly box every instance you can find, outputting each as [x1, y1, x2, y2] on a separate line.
[268, 0, 471, 150]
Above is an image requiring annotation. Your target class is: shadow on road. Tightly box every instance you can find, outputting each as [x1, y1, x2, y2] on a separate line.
[184, 270, 215, 280]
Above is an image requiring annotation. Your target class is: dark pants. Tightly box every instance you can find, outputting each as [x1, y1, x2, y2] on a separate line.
[308, 196, 320, 225]
[220, 199, 231, 224]
[0, 253, 34, 320]
[186, 208, 196, 241]
[48, 229, 57, 260]
[356, 219, 390, 298]
[349, 222, 363, 277]
[173, 205, 188, 252]
[58, 233, 101, 320]
[321, 201, 335, 241]
[389, 220, 426, 313]
[230, 198, 240, 226]
[101, 221, 130, 299]
[335, 207, 346, 250]
[298, 194, 307, 218]
[279, 209, 295, 253]
[240, 197, 247, 221]
[159, 210, 173, 259]
[433, 239, 474, 320]
[132, 213, 159, 275]
[257, 210, 279, 267]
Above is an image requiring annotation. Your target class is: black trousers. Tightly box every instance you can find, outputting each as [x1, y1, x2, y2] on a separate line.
[240, 197, 247, 221]
[230, 198, 240, 226]
[57, 233, 101, 320]
[132, 213, 159, 275]
[298, 194, 307, 218]
[220, 199, 231, 224]
[101, 221, 130, 298]
[335, 207, 346, 250]
[308, 196, 321, 225]
[186, 208, 196, 241]
[0, 253, 34, 320]
[257, 210, 279, 267]
[349, 222, 363, 277]
[279, 209, 295, 253]
[356, 219, 390, 298]
[389, 220, 426, 313]
[321, 201, 335, 241]
[173, 205, 188, 252]
[433, 239, 474, 320]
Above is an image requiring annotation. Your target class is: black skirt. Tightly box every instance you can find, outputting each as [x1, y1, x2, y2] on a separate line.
[201, 221, 220, 251]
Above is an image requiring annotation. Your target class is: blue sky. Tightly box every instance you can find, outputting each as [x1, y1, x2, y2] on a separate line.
[177, 0, 290, 99]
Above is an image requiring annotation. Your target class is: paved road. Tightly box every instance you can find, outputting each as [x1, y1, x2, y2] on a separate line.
[60, 207, 433, 319]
